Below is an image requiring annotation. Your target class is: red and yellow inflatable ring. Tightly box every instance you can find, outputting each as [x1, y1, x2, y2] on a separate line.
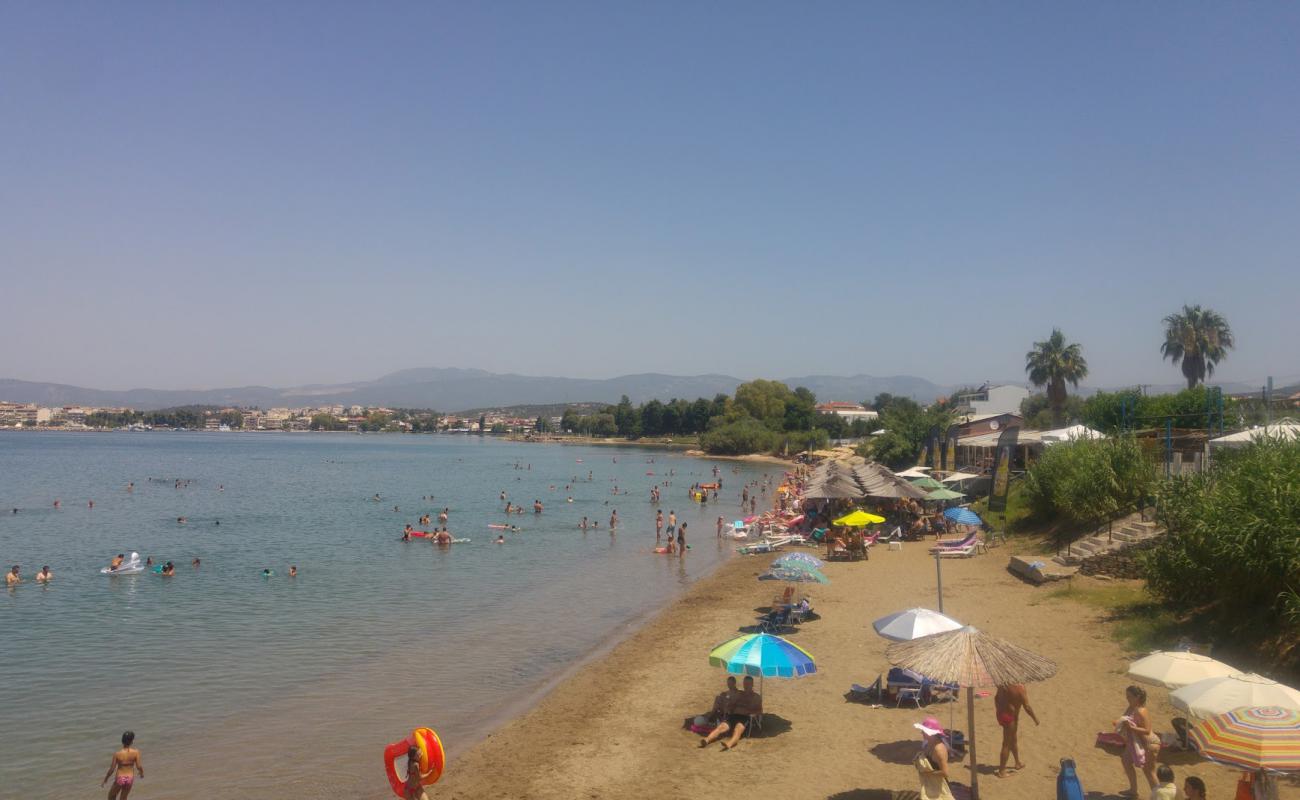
[383, 727, 445, 797]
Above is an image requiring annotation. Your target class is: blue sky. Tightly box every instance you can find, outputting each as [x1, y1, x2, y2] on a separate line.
[2, 2, 1297, 391]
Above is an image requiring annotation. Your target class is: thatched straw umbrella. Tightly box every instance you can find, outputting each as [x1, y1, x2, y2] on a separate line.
[886, 626, 1057, 799]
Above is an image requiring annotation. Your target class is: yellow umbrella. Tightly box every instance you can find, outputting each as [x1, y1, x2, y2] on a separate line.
[832, 509, 885, 527]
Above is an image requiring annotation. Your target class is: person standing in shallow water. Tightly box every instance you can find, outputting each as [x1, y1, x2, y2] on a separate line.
[102, 730, 143, 799]
[677, 522, 687, 555]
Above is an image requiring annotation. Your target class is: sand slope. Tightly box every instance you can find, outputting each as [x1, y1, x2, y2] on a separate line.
[437, 539, 1284, 799]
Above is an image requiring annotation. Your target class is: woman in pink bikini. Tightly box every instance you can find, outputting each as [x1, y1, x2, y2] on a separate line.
[102, 730, 143, 798]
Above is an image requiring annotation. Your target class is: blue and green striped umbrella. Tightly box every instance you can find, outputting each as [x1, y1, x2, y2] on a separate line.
[709, 632, 817, 679]
[759, 566, 829, 584]
[773, 553, 825, 569]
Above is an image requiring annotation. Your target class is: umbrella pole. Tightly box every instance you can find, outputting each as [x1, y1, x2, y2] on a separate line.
[967, 688, 979, 800]
[935, 550, 944, 613]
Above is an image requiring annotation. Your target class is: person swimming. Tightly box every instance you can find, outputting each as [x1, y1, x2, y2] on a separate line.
[288, 565, 297, 577]
[160, 562, 174, 576]
[110, 554, 125, 571]
[262, 568, 273, 577]
[495, 535, 505, 544]
[36, 565, 52, 583]
[192, 558, 200, 568]
[145, 557, 154, 567]
[6, 565, 19, 587]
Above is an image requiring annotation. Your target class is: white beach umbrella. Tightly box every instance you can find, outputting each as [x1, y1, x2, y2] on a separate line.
[940, 471, 980, 483]
[872, 607, 964, 642]
[895, 466, 932, 478]
[1170, 673, 1300, 720]
[1127, 651, 1241, 689]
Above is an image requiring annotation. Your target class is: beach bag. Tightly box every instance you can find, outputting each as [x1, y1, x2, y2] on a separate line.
[1057, 758, 1084, 800]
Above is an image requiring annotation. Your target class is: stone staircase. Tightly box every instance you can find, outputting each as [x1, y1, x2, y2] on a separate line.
[1051, 515, 1164, 567]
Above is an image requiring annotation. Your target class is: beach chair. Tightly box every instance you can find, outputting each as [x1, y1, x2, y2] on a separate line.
[936, 542, 979, 558]
[928, 532, 977, 553]
[896, 687, 922, 708]
[849, 675, 884, 704]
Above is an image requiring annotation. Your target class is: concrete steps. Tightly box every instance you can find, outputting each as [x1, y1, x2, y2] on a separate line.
[1051, 517, 1164, 567]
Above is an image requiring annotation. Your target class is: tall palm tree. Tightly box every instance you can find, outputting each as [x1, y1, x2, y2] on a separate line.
[1161, 305, 1234, 390]
[1025, 329, 1089, 426]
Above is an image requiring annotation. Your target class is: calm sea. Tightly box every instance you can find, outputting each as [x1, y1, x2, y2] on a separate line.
[0, 432, 775, 798]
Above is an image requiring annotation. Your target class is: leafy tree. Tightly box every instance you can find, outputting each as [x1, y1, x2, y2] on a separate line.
[700, 418, 778, 455]
[734, 379, 794, 429]
[220, 410, 244, 429]
[310, 413, 345, 431]
[639, 399, 665, 436]
[1022, 436, 1154, 524]
[1142, 438, 1300, 651]
[613, 395, 639, 437]
[861, 402, 955, 469]
[360, 412, 390, 432]
[560, 408, 581, 433]
[1161, 304, 1234, 389]
[1020, 393, 1085, 429]
[590, 413, 618, 437]
[534, 416, 553, 433]
[1025, 329, 1089, 427]
[783, 386, 818, 431]
[813, 412, 848, 440]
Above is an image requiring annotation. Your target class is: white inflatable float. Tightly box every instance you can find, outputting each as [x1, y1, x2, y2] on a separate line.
[101, 552, 145, 575]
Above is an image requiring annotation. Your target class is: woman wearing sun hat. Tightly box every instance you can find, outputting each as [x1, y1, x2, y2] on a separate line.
[914, 716, 956, 800]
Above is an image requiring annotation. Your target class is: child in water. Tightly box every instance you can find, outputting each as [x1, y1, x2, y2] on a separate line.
[102, 730, 143, 799]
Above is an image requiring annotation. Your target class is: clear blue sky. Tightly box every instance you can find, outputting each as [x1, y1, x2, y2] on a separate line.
[2, 2, 1297, 391]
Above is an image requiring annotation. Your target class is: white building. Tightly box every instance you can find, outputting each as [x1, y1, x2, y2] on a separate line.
[815, 402, 880, 421]
[956, 384, 1030, 417]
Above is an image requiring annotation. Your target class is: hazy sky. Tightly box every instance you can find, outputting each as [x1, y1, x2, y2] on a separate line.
[2, 3, 1298, 391]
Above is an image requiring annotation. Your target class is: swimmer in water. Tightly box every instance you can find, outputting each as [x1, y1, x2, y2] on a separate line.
[102, 730, 143, 799]
[146, 557, 154, 568]
[262, 568, 273, 578]
[6, 565, 19, 587]
[495, 535, 505, 544]
[160, 562, 175, 576]
[36, 565, 52, 583]
[288, 565, 297, 577]
[579, 517, 588, 530]
[110, 554, 125, 571]
[177, 517, 187, 525]
[192, 558, 200, 568]
[127, 482, 134, 492]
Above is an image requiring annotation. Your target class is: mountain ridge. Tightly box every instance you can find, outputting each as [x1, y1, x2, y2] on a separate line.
[0, 370, 954, 412]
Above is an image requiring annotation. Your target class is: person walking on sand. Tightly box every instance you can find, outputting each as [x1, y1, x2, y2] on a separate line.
[1118, 685, 1161, 796]
[914, 716, 955, 800]
[995, 683, 1039, 777]
[102, 730, 143, 799]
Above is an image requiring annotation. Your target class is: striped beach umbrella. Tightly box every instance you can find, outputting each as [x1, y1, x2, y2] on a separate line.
[1188, 706, 1300, 772]
[944, 507, 982, 526]
[772, 552, 825, 569]
[709, 633, 816, 679]
[758, 566, 829, 584]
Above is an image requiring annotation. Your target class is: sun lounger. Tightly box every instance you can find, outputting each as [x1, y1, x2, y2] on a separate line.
[929, 533, 978, 553]
[936, 542, 980, 558]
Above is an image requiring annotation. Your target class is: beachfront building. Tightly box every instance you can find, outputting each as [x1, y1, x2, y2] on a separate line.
[954, 383, 1029, 417]
[816, 401, 879, 421]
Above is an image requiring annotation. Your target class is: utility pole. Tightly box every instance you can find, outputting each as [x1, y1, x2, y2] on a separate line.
[1266, 376, 1274, 425]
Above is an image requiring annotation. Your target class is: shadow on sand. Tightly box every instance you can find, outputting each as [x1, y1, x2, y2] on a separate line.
[868, 739, 918, 766]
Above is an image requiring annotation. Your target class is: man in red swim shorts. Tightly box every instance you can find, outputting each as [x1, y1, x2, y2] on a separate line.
[995, 683, 1039, 778]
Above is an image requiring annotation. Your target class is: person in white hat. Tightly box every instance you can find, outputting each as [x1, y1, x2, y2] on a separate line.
[913, 716, 955, 800]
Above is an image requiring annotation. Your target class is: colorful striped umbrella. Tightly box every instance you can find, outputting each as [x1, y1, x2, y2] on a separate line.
[1188, 706, 1300, 772]
[944, 507, 983, 526]
[772, 552, 825, 569]
[758, 566, 829, 584]
[708, 632, 816, 679]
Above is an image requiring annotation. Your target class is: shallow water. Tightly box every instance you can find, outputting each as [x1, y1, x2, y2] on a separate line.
[0, 432, 775, 797]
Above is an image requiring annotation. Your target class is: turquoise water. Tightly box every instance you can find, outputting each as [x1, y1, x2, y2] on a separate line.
[0, 432, 774, 798]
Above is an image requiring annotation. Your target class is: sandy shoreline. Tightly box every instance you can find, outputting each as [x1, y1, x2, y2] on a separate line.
[436, 540, 1256, 799]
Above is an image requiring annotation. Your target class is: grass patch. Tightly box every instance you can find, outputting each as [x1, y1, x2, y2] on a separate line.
[1041, 582, 1189, 654]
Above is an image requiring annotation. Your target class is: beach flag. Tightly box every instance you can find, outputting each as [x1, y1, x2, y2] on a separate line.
[923, 425, 940, 471]
[987, 425, 1019, 513]
[944, 424, 959, 473]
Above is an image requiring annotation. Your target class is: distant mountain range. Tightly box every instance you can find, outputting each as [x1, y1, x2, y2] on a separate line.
[3, 369, 1286, 413]
[0, 369, 955, 412]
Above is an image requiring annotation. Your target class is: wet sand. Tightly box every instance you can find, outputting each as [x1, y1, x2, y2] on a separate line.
[437, 539, 1260, 799]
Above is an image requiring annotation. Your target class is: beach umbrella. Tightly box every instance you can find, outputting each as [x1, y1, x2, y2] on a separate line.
[944, 507, 983, 527]
[872, 608, 963, 642]
[1171, 673, 1300, 720]
[1188, 706, 1300, 773]
[886, 626, 1057, 800]
[1128, 651, 1241, 690]
[832, 509, 886, 527]
[940, 472, 980, 483]
[708, 632, 817, 698]
[758, 567, 829, 584]
[926, 488, 965, 501]
[910, 477, 945, 490]
[772, 553, 824, 569]
[896, 466, 933, 478]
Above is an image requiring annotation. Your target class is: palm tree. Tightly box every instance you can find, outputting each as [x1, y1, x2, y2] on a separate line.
[1161, 305, 1234, 390]
[1025, 329, 1089, 427]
